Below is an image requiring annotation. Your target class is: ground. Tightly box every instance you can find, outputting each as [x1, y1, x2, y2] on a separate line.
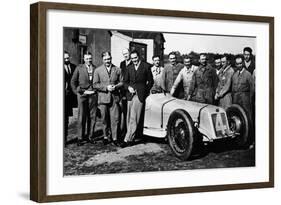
[64, 108, 255, 176]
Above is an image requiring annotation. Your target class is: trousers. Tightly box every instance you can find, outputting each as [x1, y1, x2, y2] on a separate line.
[219, 93, 232, 109]
[77, 94, 97, 140]
[99, 100, 120, 141]
[124, 95, 143, 142]
[119, 98, 127, 140]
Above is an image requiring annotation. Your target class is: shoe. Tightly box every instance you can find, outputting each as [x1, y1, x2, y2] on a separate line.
[103, 139, 111, 145]
[88, 138, 97, 144]
[112, 140, 120, 147]
[120, 141, 130, 148]
[77, 139, 83, 146]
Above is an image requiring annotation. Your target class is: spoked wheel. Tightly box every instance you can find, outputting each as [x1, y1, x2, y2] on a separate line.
[226, 104, 250, 147]
[167, 110, 194, 160]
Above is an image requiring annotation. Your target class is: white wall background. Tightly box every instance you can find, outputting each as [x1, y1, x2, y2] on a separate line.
[111, 32, 132, 66]
[0, 0, 279, 204]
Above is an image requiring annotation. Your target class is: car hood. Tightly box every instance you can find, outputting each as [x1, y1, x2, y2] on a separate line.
[146, 93, 212, 113]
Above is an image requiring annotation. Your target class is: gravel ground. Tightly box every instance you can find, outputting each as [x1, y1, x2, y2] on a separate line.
[64, 108, 255, 176]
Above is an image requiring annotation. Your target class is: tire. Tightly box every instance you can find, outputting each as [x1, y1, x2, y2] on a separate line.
[226, 104, 250, 147]
[167, 109, 194, 160]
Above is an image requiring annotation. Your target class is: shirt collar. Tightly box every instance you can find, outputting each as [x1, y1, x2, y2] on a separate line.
[106, 64, 112, 69]
[134, 61, 141, 70]
[199, 64, 208, 71]
[85, 64, 93, 72]
[223, 65, 231, 73]
[152, 65, 160, 70]
[125, 59, 131, 66]
[239, 67, 245, 75]
[245, 60, 252, 67]
[170, 62, 177, 67]
[184, 65, 193, 72]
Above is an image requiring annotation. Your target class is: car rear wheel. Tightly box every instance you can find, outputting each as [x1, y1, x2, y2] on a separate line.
[226, 104, 250, 147]
[167, 109, 194, 160]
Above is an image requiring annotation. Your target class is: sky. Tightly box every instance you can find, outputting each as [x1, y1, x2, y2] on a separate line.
[163, 33, 256, 55]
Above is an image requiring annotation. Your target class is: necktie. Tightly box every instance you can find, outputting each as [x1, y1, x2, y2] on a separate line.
[87, 66, 93, 81]
[68, 65, 71, 74]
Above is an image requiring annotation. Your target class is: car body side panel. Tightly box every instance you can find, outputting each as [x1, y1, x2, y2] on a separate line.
[144, 94, 175, 129]
[144, 93, 231, 141]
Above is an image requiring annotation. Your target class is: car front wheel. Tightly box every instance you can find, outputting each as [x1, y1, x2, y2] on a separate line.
[226, 104, 250, 147]
[167, 109, 194, 160]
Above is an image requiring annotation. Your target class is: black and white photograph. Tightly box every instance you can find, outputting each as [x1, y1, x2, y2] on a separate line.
[28, 1, 274, 202]
[63, 27, 256, 176]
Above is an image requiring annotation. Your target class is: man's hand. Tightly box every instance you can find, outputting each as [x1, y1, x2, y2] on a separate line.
[186, 95, 191, 101]
[107, 85, 114, 92]
[128, 86, 135, 94]
[214, 93, 219, 100]
[77, 86, 85, 95]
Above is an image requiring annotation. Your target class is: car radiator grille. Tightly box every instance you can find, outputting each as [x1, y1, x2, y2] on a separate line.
[211, 113, 228, 138]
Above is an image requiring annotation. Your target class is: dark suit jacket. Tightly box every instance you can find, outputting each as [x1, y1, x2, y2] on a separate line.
[64, 63, 77, 115]
[93, 64, 123, 104]
[120, 60, 133, 98]
[64, 63, 76, 92]
[244, 60, 255, 75]
[124, 61, 153, 103]
[70, 63, 96, 99]
[120, 60, 132, 76]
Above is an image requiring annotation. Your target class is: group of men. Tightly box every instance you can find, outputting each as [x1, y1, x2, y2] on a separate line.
[64, 46, 255, 148]
[65, 49, 153, 147]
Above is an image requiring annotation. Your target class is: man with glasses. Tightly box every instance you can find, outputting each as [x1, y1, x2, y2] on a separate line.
[215, 54, 235, 109]
[231, 55, 254, 120]
[71, 51, 97, 146]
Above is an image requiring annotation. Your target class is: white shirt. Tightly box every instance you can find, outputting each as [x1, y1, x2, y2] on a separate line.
[216, 69, 221, 75]
[106, 65, 112, 73]
[125, 60, 131, 66]
[172, 65, 197, 92]
[151, 65, 163, 80]
[134, 61, 141, 71]
[245, 60, 251, 69]
[239, 67, 245, 75]
[64, 64, 71, 74]
[86, 65, 93, 81]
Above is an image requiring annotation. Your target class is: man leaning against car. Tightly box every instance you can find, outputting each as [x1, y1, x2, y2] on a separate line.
[120, 50, 153, 148]
[161, 52, 184, 94]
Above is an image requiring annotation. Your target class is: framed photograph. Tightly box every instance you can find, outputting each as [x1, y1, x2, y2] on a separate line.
[30, 1, 274, 202]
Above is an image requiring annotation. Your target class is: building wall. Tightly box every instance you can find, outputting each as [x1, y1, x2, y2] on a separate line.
[63, 28, 81, 66]
[111, 32, 132, 66]
[64, 29, 163, 67]
[88, 29, 111, 67]
[63, 28, 111, 67]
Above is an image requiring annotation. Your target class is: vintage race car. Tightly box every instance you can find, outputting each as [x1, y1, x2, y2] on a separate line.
[143, 93, 250, 160]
